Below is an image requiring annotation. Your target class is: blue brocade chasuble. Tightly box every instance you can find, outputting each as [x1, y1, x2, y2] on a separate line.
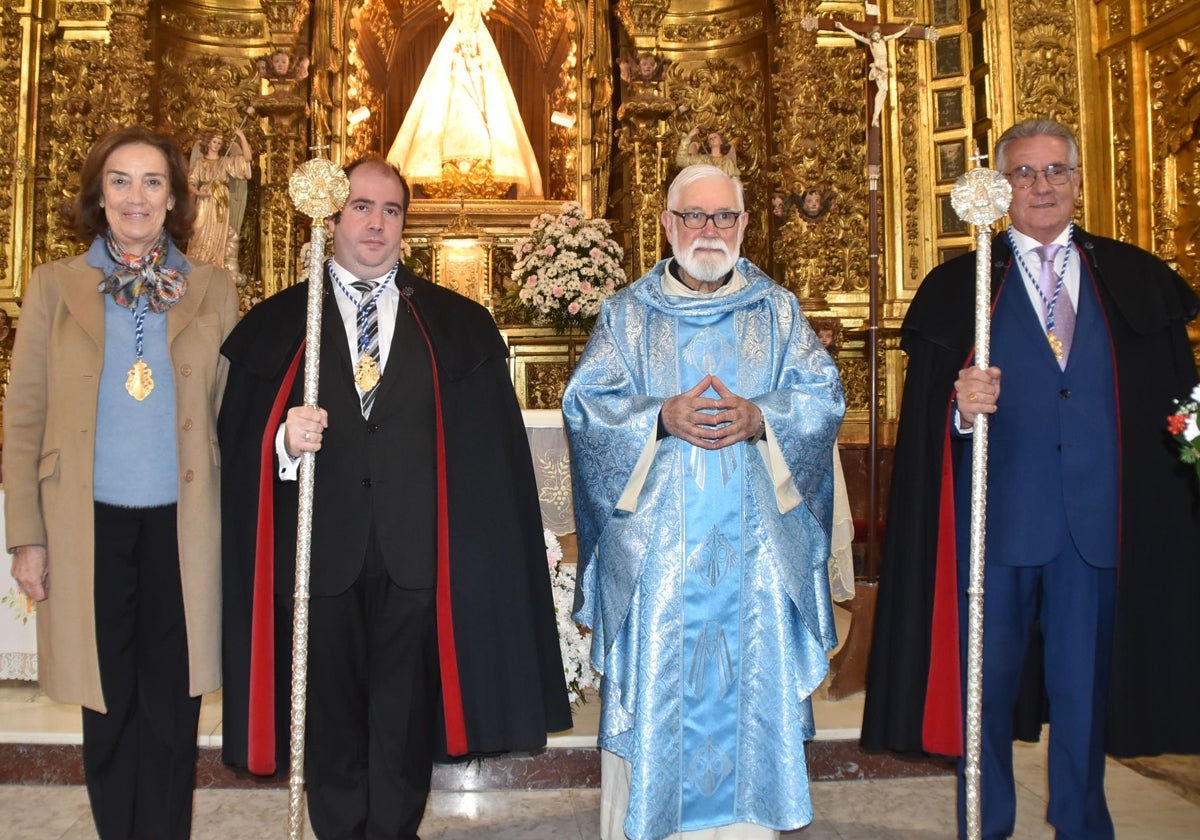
[564, 259, 845, 840]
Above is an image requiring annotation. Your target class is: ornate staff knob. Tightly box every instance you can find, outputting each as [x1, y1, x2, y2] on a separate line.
[289, 157, 350, 219]
[950, 165, 1012, 226]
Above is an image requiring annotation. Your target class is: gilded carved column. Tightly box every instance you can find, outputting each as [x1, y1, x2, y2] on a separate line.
[615, 0, 672, 278]
[616, 94, 675, 279]
[1094, 0, 1200, 329]
[103, 0, 158, 125]
[0, 0, 48, 310]
[256, 0, 312, 299]
[586, 0, 615, 216]
[39, 1, 156, 266]
[1147, 17, 1200, 288]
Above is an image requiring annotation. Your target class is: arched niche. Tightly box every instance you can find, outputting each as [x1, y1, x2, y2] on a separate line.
[345, 0, 602, 208]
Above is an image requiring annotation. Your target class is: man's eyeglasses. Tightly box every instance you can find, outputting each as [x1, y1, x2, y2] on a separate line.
[1004, 164, 1075, 188]
[670, 210, 744, 229]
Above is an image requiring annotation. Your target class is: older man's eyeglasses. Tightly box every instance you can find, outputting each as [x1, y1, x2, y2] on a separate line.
[1004, 164, 1075, 189]
[670, 210, 744, 229]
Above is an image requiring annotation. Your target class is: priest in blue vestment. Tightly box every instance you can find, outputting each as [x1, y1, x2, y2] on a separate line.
[563, 164, 846, 840]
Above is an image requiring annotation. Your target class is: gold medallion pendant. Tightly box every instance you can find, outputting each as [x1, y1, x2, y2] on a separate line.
[1047, 331, 1064, 363]
[126, 359, 155, 401]
[354, 354, 381, 392]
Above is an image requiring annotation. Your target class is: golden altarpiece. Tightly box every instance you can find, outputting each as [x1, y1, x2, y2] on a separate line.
[0, 0, 1198, 510]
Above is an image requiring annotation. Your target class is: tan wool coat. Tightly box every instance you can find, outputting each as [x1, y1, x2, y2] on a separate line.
[3, 252, 238, 712]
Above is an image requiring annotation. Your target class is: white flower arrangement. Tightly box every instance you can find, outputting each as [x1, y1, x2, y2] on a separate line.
[544, 528, 600, 704]
[511, 202, 626, 333]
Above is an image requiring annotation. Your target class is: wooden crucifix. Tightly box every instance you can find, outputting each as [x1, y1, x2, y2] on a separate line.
[804, 2, 938, 192]
[803, 1, 936, 698]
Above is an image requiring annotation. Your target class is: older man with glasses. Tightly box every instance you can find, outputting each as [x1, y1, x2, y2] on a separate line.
[563, 164, 845, 839]
[863, 118, 1200, 840]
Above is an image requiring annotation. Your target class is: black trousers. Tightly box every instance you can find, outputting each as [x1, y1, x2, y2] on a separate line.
[305, 530, 439, 840]
[84, 502, 200, 840]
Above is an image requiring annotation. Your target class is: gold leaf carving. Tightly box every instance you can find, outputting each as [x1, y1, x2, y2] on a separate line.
[669, 56, 766, 265]
[0, 4, 22, 283]
[1149, 38, 1200, 158]
[1109, 51, 1135, 244]
[356, 0, 395, 41]
[59, 2, 108, 22]
[661, 12, 763, 43]
[158, 51, 260, 140]
[1108, 1, 1129, 36]
[526, 361, 571, 409]
[1149, 36, 1200, 282]
[1149, 0, 1189, 20]
[261, 0, 312, 37]
[161, 9, 264, 40]
[769, 10, 869, 303]
[536, 0, 564, 58]
[897, 39, 922, 286]
[614, 0, 670, 38]
[1011, 16, 1079, 127]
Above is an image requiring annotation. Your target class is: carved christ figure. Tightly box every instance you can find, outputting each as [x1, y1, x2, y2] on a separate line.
[835, 23, 911, 127]
[386, 0, 543, 197]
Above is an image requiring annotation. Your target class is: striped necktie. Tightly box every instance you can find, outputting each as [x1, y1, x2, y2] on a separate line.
[351, 278, 381, 417]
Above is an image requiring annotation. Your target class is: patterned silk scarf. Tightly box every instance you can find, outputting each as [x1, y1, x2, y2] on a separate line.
[97, 229, 187, 312]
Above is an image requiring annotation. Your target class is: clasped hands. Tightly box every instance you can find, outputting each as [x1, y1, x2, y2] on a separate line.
[955, 365, 1002, 428]
[661, 374, 762, 450]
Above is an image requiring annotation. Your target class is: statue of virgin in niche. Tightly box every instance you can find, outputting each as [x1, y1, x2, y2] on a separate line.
[386, 0, 543, 197]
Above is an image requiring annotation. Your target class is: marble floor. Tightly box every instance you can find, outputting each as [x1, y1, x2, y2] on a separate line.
[2, 738, 1200, 839]
[3, 602, 1199, 838]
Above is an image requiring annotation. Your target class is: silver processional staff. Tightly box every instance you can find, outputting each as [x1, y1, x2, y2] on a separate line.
[285, 156, 350, 840]
[949, 156, 1011, 840]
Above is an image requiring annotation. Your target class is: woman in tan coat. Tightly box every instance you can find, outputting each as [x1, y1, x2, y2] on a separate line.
[4, 125, 238, 839]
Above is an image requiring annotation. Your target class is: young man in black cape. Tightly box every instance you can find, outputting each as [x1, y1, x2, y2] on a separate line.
[218, 157, 571, 838]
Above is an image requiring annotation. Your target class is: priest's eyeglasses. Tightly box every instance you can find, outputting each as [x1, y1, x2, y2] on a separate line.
[1004, 164, 1075, 189]
[670, 210, 744, 229]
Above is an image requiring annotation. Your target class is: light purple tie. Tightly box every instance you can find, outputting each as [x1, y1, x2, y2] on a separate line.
[1036, 243, 1073, 369]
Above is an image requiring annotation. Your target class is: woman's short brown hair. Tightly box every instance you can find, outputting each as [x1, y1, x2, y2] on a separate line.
[65, 125, 196, 245]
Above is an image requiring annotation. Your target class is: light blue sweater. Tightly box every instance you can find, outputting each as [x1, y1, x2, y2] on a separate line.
[88, 237, 187, 507]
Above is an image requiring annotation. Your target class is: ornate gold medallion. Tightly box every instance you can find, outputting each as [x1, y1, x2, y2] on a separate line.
[354, 354, 381, 392]
[1047, 331, 1064, 362]
[126, 359, 154, 401]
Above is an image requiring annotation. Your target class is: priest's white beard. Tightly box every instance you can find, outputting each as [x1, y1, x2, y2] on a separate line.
[673, 235, 739, 283]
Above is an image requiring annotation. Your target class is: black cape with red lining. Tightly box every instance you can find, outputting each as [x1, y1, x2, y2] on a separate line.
[860, 229, 1200, 760]
[218, 269, 573, 775]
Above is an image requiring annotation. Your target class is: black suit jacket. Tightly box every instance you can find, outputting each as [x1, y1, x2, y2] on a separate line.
[219, 267, 573, 774]
[300, 282, 438, 594]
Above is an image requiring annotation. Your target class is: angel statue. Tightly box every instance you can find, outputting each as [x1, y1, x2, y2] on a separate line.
[187, 128, 253, 270]
[676, 127, 740, 178]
